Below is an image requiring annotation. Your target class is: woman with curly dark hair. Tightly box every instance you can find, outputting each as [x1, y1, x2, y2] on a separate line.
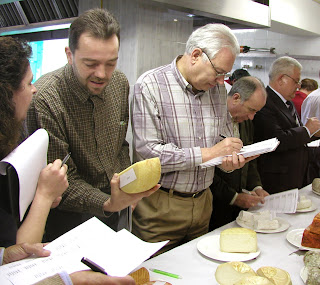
[0, 37, 68, 246]
[0, 37, 33, 159]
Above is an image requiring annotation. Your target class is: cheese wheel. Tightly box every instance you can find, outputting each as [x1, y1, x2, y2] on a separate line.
[235, 276, 274, 285]
[119, 157, 161, 193]
[215, 261, 256, 285]
[220, 228, 257, 253]
[257, 266, 292, 285]
[312, 178, 320, 193]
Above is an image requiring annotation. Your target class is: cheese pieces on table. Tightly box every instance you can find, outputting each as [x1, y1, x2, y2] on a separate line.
[297, 195, 312, 210]
[215, 262, 292, 285]
[220, 228, 257, 253]
[215, 261, 256, 285]
[234, 276, 274, 285]
[119, 157, 161, 194]
[257, 266, 292, 285]
[238, 210, 279, 230]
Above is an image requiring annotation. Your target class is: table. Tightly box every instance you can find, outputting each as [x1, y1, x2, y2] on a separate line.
[139, 184, 320, 284]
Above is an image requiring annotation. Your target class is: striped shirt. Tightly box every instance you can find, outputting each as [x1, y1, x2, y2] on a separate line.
[131, 57, 233, 193]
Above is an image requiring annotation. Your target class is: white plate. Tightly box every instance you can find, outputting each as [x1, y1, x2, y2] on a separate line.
[286, 228, 320, 251]
[312, 189, 320, 196]
[296, 203, 317, 213]
[235, 217, 290, 233]
[197, 235, 260, 262]
[300, 266, 308, 284]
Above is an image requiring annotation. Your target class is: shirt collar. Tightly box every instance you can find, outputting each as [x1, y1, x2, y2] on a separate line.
[269, 85, 287, 105]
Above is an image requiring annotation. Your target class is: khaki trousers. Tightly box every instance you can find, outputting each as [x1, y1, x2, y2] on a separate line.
[132, 188, 213, 255]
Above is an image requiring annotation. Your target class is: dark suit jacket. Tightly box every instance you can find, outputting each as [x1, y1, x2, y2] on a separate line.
[252, 86, 312, 194]
[209, 120, 262, 230]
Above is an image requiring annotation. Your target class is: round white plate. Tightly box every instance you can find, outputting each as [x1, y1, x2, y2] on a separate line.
[197, 235, 260, 262]
[296, 203, 317, 213]
[300, 266, 308, 284]
[286, 228, 320, 251]
[312, 189, 320, 196]
[236, 217, 290, 233]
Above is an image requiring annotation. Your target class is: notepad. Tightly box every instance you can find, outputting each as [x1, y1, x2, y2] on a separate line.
[200, 137, 280, 168]
[0, 129, 49, 221]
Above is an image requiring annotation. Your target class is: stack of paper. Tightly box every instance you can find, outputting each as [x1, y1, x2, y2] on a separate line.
[249, 188, 299, 214]
[307, 139, 320, 147]
[200, 137, 280, 168]
[0, 217, 168, 285]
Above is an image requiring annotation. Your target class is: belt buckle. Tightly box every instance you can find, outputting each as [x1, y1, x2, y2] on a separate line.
[192, 192, 198, 198]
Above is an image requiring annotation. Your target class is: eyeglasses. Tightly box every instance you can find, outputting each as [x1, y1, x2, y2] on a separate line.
[202, 51, 231, 78]
[283, 74, 301, 85]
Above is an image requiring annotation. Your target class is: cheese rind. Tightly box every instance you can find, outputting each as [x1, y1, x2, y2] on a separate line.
[215, 262, 256, 285]
[220, 228, 257, 253]
[119, 157, 161, 194]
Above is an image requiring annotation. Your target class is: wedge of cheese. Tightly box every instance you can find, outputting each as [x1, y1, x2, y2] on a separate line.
[257, 267, 292, 285]
[215, 262, 256, 285]
[220, 228, 257, 253]
[119, 157, 161, 194]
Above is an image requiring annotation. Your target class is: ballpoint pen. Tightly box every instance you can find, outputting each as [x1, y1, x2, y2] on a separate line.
[242, 189, 253, 195]
[219, 134, 226, 139]
[61, 152, 71, 167]
[149, 268, 182, 279]
[81, 257, 108, 275]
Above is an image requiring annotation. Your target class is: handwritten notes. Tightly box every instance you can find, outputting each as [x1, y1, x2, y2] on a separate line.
[0, 217, 168, 285]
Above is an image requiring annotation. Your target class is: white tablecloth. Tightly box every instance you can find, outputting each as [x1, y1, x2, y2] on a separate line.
[139, 184, 320, 284]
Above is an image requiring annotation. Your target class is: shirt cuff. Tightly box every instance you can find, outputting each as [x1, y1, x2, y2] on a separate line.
[303, 126, 312, 137]
[59, 271, 73, 285]
[229, 192, 238, 205]
[0, 247, 4, 265]
[253, 186, 263, 191]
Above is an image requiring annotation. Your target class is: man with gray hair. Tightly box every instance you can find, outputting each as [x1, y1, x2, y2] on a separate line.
[131, 23, 255, 253]
[253, 56, 320, 194]
[210, 76, 269, 230]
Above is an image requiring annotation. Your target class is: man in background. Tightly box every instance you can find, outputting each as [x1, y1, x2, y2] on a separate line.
[253, 56, 320, 194]
[292, 78, 318, 118]
[27, 8, 158, 241]
[224, 68, 250, 93]
[210, 76, 269, 230]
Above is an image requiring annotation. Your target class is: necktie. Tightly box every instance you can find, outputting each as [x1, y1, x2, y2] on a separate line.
[233, 121, 240, 138]
[286, 100, 299, 126]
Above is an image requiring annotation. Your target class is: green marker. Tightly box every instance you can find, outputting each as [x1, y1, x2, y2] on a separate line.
[149, 268, 182, 279]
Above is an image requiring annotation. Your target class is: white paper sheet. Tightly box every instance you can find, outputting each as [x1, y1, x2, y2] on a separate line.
[248, 188, 299, 213]
[200, 138, 280, 168]
[0, 217, 169, 285]
[0, 129, 48, 221]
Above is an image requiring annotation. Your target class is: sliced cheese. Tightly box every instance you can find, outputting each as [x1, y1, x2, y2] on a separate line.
[119, 157, 161, 194]
[235, 276, 274, 285]
[297, 197, 312, 210]
[257, 266, 292, 285]
[215, 261, 256, 285]
[254, 219, 279, 230]
[220, 228, 257, 253]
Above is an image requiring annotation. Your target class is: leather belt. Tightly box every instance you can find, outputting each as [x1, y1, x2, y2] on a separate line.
[160, 187, 205, 198]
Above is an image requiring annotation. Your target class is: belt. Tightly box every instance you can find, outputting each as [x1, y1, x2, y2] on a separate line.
[160, 187, 205, 198]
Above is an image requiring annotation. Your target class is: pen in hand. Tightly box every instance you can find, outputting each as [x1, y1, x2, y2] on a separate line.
[81, 257, 108, 275]
[219, 134, 226, 139]
[61, 152, 71, 167]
